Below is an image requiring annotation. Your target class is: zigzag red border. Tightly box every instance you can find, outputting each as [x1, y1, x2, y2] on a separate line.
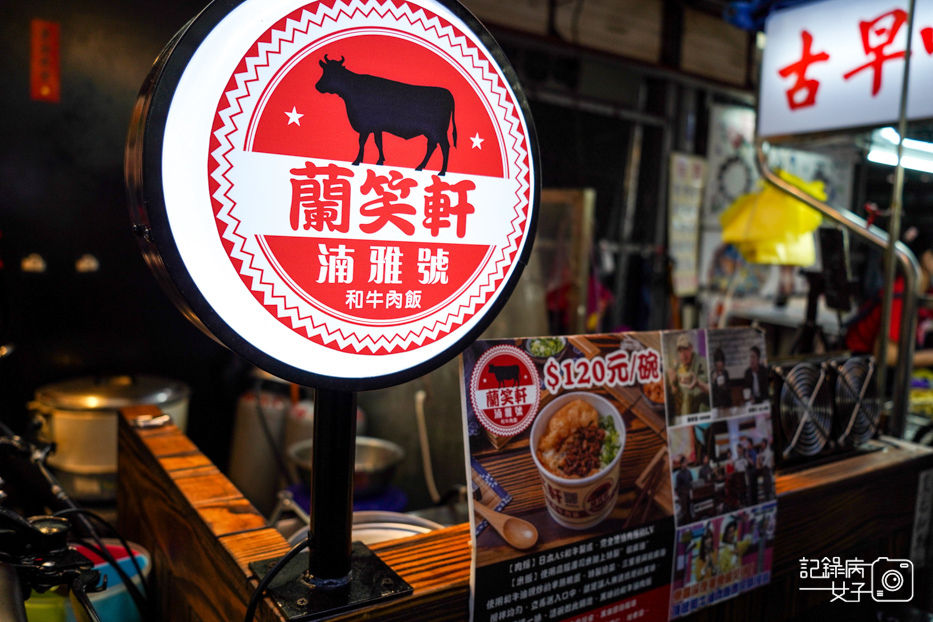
[208, 0, 532, 356]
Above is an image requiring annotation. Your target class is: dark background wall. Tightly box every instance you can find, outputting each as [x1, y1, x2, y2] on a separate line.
[0, 0, 247, 466]
[0, 0, 650, 476]
[1, 0, 757, 501]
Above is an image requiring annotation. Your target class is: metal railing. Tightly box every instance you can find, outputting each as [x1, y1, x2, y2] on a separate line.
[755, 141, 922, 437]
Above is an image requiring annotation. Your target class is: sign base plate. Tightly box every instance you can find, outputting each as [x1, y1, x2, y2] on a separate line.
[248, 542, 412, 620]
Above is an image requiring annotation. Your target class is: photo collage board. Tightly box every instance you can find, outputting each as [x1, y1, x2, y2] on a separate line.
[459, 328, 777, 622]
[663, 327, 777, 618]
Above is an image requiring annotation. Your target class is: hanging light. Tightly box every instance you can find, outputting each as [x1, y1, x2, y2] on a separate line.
[867, 127, 933, 174]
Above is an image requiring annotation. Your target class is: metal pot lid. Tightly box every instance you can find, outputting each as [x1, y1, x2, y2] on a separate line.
[35, 375, 190, 411]
[288, 512, 442, 546]
[352, 511, 442, 531]
[352, 511, 443, 545]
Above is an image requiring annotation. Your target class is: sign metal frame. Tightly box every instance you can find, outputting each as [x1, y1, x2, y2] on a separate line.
[126, 0, 540, 392]
[125, 0, 539, 617]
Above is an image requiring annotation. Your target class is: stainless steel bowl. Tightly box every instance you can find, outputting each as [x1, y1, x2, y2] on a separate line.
[287, 511, 443, 546]
[288, 436, 405, 497]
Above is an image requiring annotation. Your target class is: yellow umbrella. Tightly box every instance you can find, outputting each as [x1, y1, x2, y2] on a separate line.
[719, 169, 824, 266]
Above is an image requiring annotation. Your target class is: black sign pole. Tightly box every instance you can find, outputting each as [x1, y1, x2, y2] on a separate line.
[308, 388, 356, 585]
[128, 1, 539, 616]
[248, 387, 412, 619]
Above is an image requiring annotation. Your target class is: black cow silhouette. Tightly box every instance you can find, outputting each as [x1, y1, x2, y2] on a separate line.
[316, 56, 457, 175]
[487, 363, 520, 388]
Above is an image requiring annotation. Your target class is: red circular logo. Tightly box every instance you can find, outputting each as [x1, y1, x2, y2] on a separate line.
[133, 0, 538, 388]
[470, 346, 540, 437]
[204, 0, 534, 361]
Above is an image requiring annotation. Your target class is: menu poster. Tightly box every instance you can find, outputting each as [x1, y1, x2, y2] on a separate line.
[461, 333, 676, 622]
[668, 153, 707, 298]
[460, 328, 777, 622]
[663, 327, 777, 619]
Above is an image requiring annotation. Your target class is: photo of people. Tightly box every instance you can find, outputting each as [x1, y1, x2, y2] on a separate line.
[744, 345, 770, 407]
[668, 412, 775, 525]
[662, 330, 712, 426]
[705, 328, 771, 417]
[710, 347, 732, 410]
[670, 502, 777, 618]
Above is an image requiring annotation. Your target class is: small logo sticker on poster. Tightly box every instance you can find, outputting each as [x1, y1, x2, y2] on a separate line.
[469, 345, 540, 438]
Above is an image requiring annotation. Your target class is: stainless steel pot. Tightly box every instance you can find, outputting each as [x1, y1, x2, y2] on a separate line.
[32, 375, 190, 501]
[288, 437, 404, 497]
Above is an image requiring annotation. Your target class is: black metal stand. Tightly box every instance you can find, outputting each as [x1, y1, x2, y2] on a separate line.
[789, 271, 827, 355]
[310, 389, 356, 583]
[248, 388, 412, 620]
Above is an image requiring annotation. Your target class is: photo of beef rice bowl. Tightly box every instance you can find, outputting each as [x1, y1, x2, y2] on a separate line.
[530, 392, 626, 529]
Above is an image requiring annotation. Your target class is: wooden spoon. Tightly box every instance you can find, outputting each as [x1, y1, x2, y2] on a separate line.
[474, 503, 539, 550]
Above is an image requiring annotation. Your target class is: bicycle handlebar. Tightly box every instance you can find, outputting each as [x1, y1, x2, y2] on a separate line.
[0, 561, 28, 622]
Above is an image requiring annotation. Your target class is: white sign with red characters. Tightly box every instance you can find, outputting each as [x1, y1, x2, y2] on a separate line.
[132, 0, 538, 387]
[469, 346, 540, 437]
[759, 0, 933, 138]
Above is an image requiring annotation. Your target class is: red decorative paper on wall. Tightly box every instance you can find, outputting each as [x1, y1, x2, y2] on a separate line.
[30, 19, 60, 103]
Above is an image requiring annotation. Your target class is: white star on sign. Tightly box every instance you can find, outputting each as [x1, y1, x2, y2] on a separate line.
[470, 133, 484, 149]
[285, 106, 304, 126]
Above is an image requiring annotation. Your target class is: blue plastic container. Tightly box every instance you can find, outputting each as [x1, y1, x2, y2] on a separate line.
[26, 539, 150, 622]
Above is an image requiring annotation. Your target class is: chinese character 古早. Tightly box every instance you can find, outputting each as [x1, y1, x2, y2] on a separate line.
[777, 30, 830, 110]
[289, 162, 353, 232]
[843, 9, 907, 96]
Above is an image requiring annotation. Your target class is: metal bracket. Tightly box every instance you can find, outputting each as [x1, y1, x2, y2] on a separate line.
[249, 542, 412, 620]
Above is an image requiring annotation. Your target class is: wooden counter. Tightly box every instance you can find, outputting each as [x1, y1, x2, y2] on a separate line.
[117, 405, 933, 621]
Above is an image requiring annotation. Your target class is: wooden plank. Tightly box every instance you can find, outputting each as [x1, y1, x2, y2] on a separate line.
[680, 6, 750, 87]
[118, 406, 282, 622]
[198, 499, 270, 537]
[459, 0, 549, 36]
[175, 469, 246, 507]
[118, 405, 474, 622]
[159, 453, 213, 472]
[221, 528, 291, 574]
[553, 0, 663, 64]
[142, 433, 200, 458]
[119, 400, 933, 622]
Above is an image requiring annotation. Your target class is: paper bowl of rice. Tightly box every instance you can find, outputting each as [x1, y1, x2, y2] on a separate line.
[530, 392, 626, 529]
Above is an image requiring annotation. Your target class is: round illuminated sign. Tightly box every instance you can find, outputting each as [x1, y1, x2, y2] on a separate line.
[127, 0, 538, 389]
